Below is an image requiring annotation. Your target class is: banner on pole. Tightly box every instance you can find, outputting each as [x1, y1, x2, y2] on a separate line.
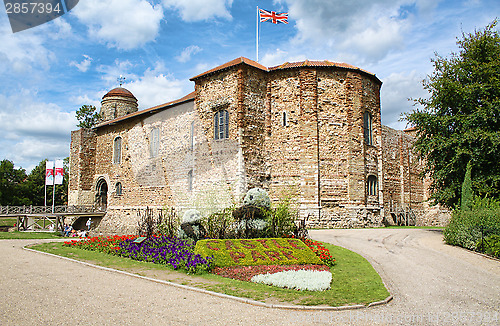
[55, 160, 64, 185]
[45, 161, 54, 186]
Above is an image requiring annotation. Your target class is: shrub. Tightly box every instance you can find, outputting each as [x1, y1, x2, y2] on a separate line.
[444, 197, 500, 251]
[203, 206, 235, 239]
[157, 206, 180, 238]
[476, 234, 500, 258]
[265, 196, 298, 238]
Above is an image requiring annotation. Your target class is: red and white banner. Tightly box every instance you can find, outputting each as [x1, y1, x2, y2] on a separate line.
[45, 161, 54, 185]
[55, 159, 64, 185]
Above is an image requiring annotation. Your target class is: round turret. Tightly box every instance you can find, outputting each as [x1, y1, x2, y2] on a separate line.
[100, 87, 138, 122]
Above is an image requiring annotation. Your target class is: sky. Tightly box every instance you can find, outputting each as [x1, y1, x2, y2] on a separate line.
[0, 0, 498, 172]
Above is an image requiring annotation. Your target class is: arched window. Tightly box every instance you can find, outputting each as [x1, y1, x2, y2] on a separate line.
[113, 137, 122, 164]
[367, 175, 377, 196]
[282, 111, 288, 127]
[150, 128, 160, 157]
[115, 182, 122, 196]
[363, 112, 373, 145]
[214, 110, 229, 140]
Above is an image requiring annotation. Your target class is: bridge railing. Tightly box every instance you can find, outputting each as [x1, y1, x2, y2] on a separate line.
[0, 205, 106, 215]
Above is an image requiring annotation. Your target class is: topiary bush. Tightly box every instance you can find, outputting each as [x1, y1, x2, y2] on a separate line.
[243, 188, 271, 209]
[178, 209, 206, 242]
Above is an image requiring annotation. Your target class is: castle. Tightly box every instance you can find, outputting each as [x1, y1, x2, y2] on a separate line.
[68, 57, 449, 234]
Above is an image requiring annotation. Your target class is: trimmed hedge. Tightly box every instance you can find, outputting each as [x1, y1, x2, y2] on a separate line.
[444, 198, 500, 251]
[194, 238, 323, 267]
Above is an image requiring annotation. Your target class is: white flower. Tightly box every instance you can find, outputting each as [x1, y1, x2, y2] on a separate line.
[251, 270, 332, 291]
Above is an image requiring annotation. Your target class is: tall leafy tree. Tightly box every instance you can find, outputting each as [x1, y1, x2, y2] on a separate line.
[0, 159, 29, 205]
[76, 104, 101, 128]
[405, 21, 500, 208]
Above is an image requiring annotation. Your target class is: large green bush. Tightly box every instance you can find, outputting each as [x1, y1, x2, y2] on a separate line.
[444, 197, 500, 251]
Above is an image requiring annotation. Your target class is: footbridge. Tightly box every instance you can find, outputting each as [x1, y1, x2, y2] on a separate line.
[0, 205, 106, 232]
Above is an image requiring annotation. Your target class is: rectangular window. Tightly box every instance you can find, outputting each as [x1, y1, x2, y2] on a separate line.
[150, 128, 160, 157]
[214, 110, 229, 140]
[113, 137, 122, 164]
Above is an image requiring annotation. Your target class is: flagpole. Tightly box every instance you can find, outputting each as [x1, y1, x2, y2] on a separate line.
[256, 6, 259, 62]
[52, 160, 56, 214]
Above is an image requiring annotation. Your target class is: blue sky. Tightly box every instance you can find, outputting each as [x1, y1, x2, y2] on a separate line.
[0, 0, 498, 171]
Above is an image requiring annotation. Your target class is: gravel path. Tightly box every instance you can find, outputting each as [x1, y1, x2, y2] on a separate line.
[1, 229, 498, 325]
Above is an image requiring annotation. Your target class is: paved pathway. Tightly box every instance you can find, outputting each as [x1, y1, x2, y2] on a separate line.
[1, 229, 498, 325]
[310, 229, 500, 325]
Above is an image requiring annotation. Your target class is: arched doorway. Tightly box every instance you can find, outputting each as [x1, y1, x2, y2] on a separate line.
[95, 179, 108, 210]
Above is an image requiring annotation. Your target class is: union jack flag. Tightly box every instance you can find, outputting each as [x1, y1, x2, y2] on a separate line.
[259, 9, 288, 24]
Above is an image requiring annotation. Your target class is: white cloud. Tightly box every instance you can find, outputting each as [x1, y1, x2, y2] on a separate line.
[72, 0, 164, 50]
[380, 71, 428, 129]
[0, 90, 77, 171]
[0, 18, 55, 73]
[278, 0, 416, 64]
[176, 45, 202, 62]
[70, 54, 93, 72]
[162, 0, 233, 21]
[124, 62, 191, 109]
[97, 59, 136, 85]
[260, 49, 306, 67]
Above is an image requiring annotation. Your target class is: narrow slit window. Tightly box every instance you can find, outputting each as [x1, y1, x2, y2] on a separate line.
[188, 169, 193, 191]
[363, 112, 373, 145]
[115, 182, 122, 196]
[282, 111, 288, 127]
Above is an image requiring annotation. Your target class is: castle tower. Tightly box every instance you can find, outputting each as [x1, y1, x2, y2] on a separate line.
[99, 87, 138, 122]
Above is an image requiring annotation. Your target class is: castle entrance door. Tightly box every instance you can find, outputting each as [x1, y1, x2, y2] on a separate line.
[95, 179, 108, 210]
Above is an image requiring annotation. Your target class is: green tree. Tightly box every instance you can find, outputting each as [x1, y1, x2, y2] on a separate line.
[461, 161, 473, 211]
[76, 104, 101, 128]
[0, 159, 29, 205]
[405, 21, 500, 208]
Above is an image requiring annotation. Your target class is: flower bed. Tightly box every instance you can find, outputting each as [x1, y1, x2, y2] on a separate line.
[194, 238, 323, 267]
[64, 235, 212, 273]
[212, 264, 329, 282]
[251, 269, 332, 291]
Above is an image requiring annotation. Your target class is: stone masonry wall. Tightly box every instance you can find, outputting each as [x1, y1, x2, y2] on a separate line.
[380, 126, 450, 226]
[264, 67, 383, 228]
[68, 129, 96, 206]
[70, 60, 448, 233]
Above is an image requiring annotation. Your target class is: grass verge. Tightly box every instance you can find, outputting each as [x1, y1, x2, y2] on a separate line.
[0, 231, 63, 239]
[29, 240, 389, 307]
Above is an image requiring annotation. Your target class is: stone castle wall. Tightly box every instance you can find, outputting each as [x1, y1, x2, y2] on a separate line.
[69, 59, 450, 233]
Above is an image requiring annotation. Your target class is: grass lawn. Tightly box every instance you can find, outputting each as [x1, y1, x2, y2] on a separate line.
[0, 218, 17, 228]
[29, 240, 390, 307]
[0, 231, 63, 239]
